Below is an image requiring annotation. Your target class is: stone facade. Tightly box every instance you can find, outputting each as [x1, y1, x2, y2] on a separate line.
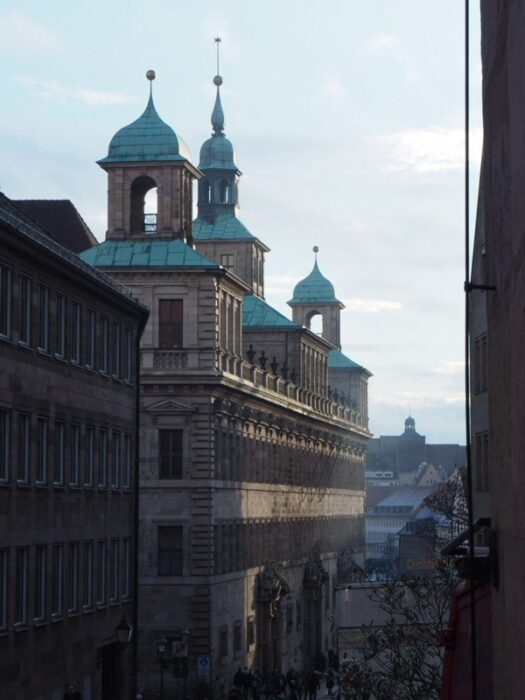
[80, 77, 371, 698]
[0, 194, 147, 700]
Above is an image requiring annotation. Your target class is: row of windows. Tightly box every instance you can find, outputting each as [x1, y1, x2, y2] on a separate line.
[214, 516, 362, 576]
[0, 262, 134, 381]
[0, 539, 130, 633]
[474, 431, 489, 492]
[214, 429, 364, 490]
[0, 410, 132, 490]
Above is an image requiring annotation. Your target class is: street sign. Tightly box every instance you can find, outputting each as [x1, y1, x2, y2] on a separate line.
[198, 656, 210, 678]
[172, 638, 188, 658]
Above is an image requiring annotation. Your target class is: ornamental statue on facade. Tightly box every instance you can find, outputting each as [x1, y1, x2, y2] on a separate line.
[303, 541, 330, 588]
[257, 563, 290, 617]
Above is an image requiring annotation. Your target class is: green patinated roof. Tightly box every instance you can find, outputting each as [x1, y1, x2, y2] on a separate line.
[328, 349, 362, 370]
[193, 213, 256, 241]
[199, 134, 237, 170]
[79, 238, 219, 269]
[289, 261, 340, 305]
[243, 294, 302, 329]
[98, 95, 192, 164]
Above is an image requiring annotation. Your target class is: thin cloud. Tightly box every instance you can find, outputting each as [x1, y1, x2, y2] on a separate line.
[432, 360, 465, 375]
[0, 12, 58, 52]
[382, 127, 483, 173]
[323, 76, 346, 103]
[365, 33, 400, 54]
[265, 274, 302, 296]
[16, 76, 136, 107]
[343, 299, 402, 313]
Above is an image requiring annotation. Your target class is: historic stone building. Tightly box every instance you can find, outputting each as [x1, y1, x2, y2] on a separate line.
[80, 72, 371, 697]
[366, 416, 465, 485]
[0, 194, 147, 700]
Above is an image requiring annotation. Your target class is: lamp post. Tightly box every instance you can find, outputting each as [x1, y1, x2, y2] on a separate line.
[157, 635, 169, 700]
[115, 618, 133, 648]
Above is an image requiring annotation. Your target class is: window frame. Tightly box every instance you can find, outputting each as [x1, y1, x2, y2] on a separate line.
[37, 283, 50, 353]
[71, 300, 81, 364]
[19, 274, 31, 346]
[159, 299, 183, 349]
[0, 410, 10, 483]
[0, 263, 12, 340]
[55, 292, 66, 359]
[159, 428, 183, 480]
[158, 525, 183, 576]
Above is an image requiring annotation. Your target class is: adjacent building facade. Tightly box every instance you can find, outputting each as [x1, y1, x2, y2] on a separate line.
[0, 194, 147, 699]
[80, 72, 371, 696]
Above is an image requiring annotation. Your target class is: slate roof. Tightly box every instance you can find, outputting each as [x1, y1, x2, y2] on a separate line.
[98, 95, 192, 164]
[193, 213, 256, 242]
[79, 238, 219, 269]
[243, 294, 302, 329]
[13, 199, 97, 254]
[289, 261, 341, 305]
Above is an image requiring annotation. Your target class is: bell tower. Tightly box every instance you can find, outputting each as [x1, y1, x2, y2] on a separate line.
[288, 247, 344, 348]
[98, 71, 201, 243]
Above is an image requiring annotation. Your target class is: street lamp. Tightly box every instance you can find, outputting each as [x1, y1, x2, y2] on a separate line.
[115, 618, 133, 648]
[156, 635, 169, 700]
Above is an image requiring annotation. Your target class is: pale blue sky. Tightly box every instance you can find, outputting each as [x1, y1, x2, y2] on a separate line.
[0, 1, 482, 443]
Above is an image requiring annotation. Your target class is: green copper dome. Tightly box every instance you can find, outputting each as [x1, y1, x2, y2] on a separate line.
[289, 261, 340, 305]
[199, 87, 238, 170]
[98, 95, 192, 164]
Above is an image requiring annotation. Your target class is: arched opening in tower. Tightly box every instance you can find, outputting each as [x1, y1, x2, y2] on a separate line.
[130, 175, 158, 234]
[307, 310, 324, 337]
[219, 179, 230, 204]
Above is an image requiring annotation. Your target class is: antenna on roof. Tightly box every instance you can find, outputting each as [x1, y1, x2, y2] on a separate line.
[215, 36, 222, 75]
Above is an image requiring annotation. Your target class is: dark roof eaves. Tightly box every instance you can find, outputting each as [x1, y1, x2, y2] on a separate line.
[0, 201, 146, 317]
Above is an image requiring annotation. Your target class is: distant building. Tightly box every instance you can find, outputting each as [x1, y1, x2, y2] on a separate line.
[0, 194, 147, 699]
[366, 416, 465, 485]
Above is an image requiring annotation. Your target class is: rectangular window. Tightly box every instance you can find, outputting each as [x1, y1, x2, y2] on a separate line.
[124, 434, 132, 489]
[219, 626, 228, 658]
[233, 619, 242, 654]
[0, 410, 9, 483]
[159, 429, 183, 479]
[247, 616, 255, 649]
[124, 328, 132, 382]
[52, 545, 64, 618]
[100, 316, 109, 373]
[159, 299, 183, 348]
[112, 322, 121, 377]
[86, 308, 96, 368]
[37, 417, 48, 485]
[83, 542, 93, 610]
[158, 526, 183, 576]
[220, 253, 234, 271]
[34, 546, 47, 622]
[55, 292, 66, 358]
[98, 430, 108, 488]
[37, 284, 50, 352]
[15, 547, 28, 626]
[110, 539, 119, 603]
[19, 274, 31, 345]
[122, 539, 130, 600]
[54, 421, 65, 486]
[0, 549, 7, 631]
[97, 540, 106, 606]
[68, 543, 79, 613]
[71, 301, 81, 363]
[70, 424, 80, 487]
[85, 428, 95, 487]
[0, 263, 12, 339]
[111, 432, 120, 488]
[18, 413, 30, 483]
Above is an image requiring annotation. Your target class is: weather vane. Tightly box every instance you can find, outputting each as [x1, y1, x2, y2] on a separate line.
[215, 36, 222, 76]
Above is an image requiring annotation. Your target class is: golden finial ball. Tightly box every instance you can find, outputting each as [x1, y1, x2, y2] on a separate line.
[213, 75, 223, 86]
[313, 246, 319, 253]
[146, 70, 156, 81]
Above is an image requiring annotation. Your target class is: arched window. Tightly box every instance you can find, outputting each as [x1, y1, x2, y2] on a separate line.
[219, 179, 230, 204]
[200, 179, 211, 204]
[130, 175, 157, 234]
[306, 310, 323, 336]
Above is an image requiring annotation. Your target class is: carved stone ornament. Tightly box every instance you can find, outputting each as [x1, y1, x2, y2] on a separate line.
[257, 564, 290, 617]
[303, 542, 329, 588]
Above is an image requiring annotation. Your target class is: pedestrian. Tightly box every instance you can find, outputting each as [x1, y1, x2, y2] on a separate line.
[326, 670, 335, 697]
[305, 672, 319, 700]
[234, 667, 244, 690]
[251, 670, 262, 700]
[63, 684, 83, 700]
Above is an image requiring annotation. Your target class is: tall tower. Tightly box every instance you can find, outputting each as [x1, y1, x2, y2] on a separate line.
[98, 71, 200, 242]
[288, 247, 344, 348]
[193, 43, 269, 297]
